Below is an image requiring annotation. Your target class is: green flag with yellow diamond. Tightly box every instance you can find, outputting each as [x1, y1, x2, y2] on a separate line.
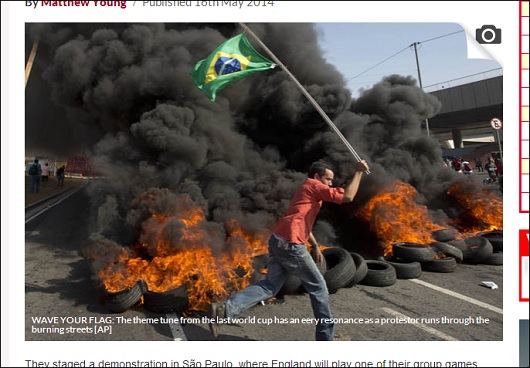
[190, 33, 276, 101]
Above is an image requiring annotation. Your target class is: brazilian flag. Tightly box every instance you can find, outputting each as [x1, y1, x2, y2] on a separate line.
[190, 33, 276, 101]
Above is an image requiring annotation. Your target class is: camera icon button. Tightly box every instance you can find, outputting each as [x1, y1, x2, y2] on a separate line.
[475, 25, 502, 44]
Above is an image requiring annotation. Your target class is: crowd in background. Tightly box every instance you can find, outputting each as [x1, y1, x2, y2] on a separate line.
[27, 158, 66, 193]
[443, 155, 503, 191]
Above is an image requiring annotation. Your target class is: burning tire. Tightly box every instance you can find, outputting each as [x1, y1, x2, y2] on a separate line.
[378, 256, 422, 279]
[479, 231, 503, 252]
[105, 280, 147, 313]
[392, 242, 435, 262]
[345, 252, 368, 286]
[322, 247, 356, 292]
[481, 251, 503, 266]
[463, 236, 493, 264]
[143, 285, 189, 314]
[432, 229, 457, 242]
[421, 257, 457, 273]
[447, 239, 468, 253]
[431, 242, 464, 263]
[360, 260, 396, 287]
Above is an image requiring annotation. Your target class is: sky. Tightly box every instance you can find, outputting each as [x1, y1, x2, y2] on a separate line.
[315, 22, 503, 98]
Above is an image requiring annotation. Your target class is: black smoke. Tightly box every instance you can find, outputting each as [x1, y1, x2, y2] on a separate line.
[25, 23, 482, 258]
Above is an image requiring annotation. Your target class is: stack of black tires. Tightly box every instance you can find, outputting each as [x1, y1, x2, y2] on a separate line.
[105, 280, 189, 314]
[103, 229, 502, 312]
[369, 228, 503, 286]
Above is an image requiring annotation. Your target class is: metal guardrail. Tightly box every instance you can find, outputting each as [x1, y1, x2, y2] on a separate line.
[25, 180, 89, 223]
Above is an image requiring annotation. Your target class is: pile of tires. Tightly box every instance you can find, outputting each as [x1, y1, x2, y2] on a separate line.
[143, 285, 189, 314]
[104, 279, 189, 314]
[105, 280, 148, 313]
[360, 260, 397, 287]
[347, 252, 368, 286]
[322, 247, 356, 292]
[392, 242, 435, 262]
[376, 255, 422, 280]
[477, 230, 503, 265]
[103, 230, 503, 312]
[463, 235, 498, 265]
[322, 249, 395, 288]
[432, 229, 458, 242]
[430, 242, 463, 263]
[391, 241, 458, 274]
[429, 229, 502, 267]
[384, 241, 458, 274]
[323, 248, 386, 289]
[381, 230, 502, 275]
[270, 247, 372, 294]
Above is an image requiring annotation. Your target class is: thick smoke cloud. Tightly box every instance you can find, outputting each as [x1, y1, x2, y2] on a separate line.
[26, 23, 483, 257]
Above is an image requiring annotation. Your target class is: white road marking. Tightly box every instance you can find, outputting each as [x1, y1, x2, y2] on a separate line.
[25, 183, 87, 224]
[410, 278, 503, 314]
[381, 307, 459, 341]
[166, 312, 187, 341]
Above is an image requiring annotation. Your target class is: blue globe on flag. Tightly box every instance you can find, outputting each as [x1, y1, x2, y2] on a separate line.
[215, 56, 242, 76]
[190, 33, 275, 101]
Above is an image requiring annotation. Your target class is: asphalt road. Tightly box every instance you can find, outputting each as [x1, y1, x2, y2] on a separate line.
[25, 182, 503, 341]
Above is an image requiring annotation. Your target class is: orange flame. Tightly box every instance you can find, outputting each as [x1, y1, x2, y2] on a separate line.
[446, 182, 503, 233]
[357, 181, 444, 255]
[97, 197, 268, 311]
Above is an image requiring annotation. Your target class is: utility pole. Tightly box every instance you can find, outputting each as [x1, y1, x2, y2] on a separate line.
[412, 42, 430, 137]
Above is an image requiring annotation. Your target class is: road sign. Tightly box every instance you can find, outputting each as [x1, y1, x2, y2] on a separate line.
[491, 117, 503, 130]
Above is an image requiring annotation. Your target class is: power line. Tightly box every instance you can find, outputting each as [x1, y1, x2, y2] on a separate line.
[417, 30, 464, 44]
[346, 45, 410, 81]
[346, 30, 465, 82]
[423, 67, 503, 89]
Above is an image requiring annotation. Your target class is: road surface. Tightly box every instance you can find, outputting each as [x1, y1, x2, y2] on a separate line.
[25, 181, 503, 341]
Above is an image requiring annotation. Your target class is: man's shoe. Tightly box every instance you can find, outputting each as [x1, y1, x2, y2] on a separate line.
[333, 333, 351, 341]
[207, 302, 226, 338]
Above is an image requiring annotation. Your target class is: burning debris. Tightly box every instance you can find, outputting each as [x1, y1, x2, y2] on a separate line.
[357, 181, 446, 256]
[356, 179, 502, 256]
[446, 181, 503, 234]
[90, 188, 269, 311]
[26, 23, 502, 312]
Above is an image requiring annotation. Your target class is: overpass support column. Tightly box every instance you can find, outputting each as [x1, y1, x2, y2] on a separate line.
[452, 128, 463, 148]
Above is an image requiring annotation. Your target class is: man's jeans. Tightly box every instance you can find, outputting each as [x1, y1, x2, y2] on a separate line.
[29, 175, 40, 193]
[225, 235, 335, 341]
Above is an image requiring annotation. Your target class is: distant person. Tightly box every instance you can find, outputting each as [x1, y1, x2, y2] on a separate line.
[451, 158, 462, 173]
[484, 158, 497, 184]
[494, 158, 503, 192]
[56, 165, 65, 186]
[475, 158, 484, 172]
[450, 158, 457, 171]
[462, 160, 473, 175]
[494, 158, 503, 177]
[28, 159, 42, 193]
[41, 162, 50, 184]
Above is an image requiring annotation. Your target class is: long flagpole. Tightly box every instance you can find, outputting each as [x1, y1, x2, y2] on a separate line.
[239, 23, 370, 174]
[25, 40, 39, 88]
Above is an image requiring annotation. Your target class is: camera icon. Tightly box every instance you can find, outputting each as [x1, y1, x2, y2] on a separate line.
[476, 25, 502, 44]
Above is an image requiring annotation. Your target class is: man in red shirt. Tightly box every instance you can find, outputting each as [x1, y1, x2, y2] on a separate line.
[207, 159, 370, 340]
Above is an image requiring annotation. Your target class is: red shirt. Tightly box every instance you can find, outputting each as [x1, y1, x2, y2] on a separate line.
[273, 178, 345, 244]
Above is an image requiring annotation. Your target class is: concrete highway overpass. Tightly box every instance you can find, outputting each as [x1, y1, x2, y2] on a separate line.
[427, 76, 503, 148]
